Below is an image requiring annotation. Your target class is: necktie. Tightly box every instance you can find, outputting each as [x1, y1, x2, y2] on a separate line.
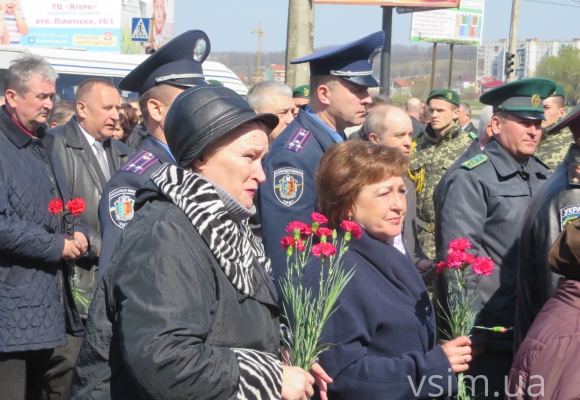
[93, 141, 111, 181]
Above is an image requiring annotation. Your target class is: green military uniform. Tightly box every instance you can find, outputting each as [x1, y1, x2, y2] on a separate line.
[409, 119, 473, 258]
[535, 123, 573, 170]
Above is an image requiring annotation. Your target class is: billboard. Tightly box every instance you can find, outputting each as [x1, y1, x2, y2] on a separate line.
[315, 0, 459, 6]
[121, 0, 174, 54]
[410, 0, 484, 46]
[17, 0, 121, 51]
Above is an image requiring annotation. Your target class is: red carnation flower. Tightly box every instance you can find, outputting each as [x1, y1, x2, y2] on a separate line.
[286, 221, 312, 236]
[311, 212, 328, 224]
[447, 250, 467, 268]
[312, 242, 337, 258]
[340, 220, 363, 239]
[472, 257, 495, 276]
[48, 199, 64, 214]
[280, 236, 295, 250]
[436, 261, 449, 274]
[449, 238, 472, 251]
[66, 198, 86, 216]
[296, 238, 305, 252]
[464, 253, 476, 265]
[315, 227, 334, 237]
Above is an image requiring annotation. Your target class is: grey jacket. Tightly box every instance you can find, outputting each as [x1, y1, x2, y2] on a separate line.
[72, 184, 281, 399]
[513, 143, 580, 352]
[49, 117, 132, 317]
[434, 138, 550, 350]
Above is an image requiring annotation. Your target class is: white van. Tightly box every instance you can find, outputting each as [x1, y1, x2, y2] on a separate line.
[0, 45, 248, 99]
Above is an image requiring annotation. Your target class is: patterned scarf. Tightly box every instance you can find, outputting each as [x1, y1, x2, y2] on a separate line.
[151, 163, 272, 296]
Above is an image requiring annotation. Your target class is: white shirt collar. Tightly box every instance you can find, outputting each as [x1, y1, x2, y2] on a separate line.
[77, 121, 96, 147]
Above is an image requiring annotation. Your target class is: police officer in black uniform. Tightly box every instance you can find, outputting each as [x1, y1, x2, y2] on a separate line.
[98, 30, 211, 277]
[259, 31, 385, 295]
[434, 78, 555, 399]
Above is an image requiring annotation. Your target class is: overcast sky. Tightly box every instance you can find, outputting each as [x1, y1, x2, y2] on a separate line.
[173, 0, 580, 52]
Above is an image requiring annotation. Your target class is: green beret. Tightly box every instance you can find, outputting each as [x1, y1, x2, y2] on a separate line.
[426, 89, 460, 107]
[479, 78, 556, 121]
[292, 85, 310, 99]
[551, 83, 565, 98]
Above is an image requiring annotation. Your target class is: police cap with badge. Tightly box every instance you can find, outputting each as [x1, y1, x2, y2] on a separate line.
[119, 30, 211, 96]
[290, 30, 385, 87]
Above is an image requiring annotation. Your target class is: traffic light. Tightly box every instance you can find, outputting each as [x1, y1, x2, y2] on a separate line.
[505, 52, 516, 78]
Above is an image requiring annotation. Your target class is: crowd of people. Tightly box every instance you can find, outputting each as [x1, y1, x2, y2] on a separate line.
[0, 27, 579, 400]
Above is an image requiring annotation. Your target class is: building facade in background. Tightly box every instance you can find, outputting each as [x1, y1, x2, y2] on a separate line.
[476, 38, 580, 82]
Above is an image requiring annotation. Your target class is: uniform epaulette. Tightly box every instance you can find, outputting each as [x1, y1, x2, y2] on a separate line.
[461, 154, 488, 170]
[532, 154, 551, 171]
[468, 131, 478, 140]
[285, 128, 312, 153]
[121, 150, 159, 175]
[568, 163, 580, 186]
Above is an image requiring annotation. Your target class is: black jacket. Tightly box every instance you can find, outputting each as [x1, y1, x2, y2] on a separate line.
[304, 230, 455, 399]
[72, 184, 281, 399]
[0, 107, 87, 352]
[49, 117, 131, 317]
[513, 143, 580, 352]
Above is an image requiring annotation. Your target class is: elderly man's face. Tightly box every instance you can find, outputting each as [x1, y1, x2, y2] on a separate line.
[260, 94, 295, 143]
[492, 113, 542, 163]
[8, 75, 55, 132]
[77, 84, 120, 141]
[369, 110, 414, 157]
[458, 108, 471, 127]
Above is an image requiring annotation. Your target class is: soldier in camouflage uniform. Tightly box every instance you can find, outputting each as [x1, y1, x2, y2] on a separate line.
[409, 89, 474, 259]
[535, 83, 573, 170]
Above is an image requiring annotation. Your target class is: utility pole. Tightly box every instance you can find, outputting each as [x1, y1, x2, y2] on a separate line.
[507, 0, 521, 82]
[447, 44, 454, 89]
[285, 0, 314, 89]
[379, 6, 393, 97]
[429, 43, 438, 92]
[251, 21, 265, 79]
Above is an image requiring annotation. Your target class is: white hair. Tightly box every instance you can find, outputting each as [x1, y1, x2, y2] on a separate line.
[246, 81, 292, 112]
[5, 52, 58, 95]
[478, 105, 493, 143]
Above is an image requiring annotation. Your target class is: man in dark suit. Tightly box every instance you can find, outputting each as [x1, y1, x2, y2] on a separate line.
[405, 97, 426, 138]
[459, 102, 478, 136]
[48, 78, 132, 398]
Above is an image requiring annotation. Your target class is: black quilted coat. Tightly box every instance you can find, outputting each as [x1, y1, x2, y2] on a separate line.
[0, 107, 87, 352]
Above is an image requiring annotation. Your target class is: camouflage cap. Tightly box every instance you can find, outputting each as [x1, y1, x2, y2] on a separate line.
[426, 89, 460, 107]
[551, 83, 565, 98]
[292, 84, 310, 99]
[479, 78, 556, 121]
[547, 101, 580, 137]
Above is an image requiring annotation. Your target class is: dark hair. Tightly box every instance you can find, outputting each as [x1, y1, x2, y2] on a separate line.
[48, 100, 75, 127]
[316, 141, 409, 228]
[75, 78, 118, 104]
[117, 103, 139, 127]
[116, 113, 132, 142]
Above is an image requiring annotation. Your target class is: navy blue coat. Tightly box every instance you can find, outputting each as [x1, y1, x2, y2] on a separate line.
[303, 231, 456, 400]
[97, 137, 176, 278]
[0, 108, 87, 351]
[259, 108, 338, 295]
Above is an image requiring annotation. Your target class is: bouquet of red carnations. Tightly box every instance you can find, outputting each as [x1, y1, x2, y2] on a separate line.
[438, 238, 509, 400]
[279, 212, 361, 371]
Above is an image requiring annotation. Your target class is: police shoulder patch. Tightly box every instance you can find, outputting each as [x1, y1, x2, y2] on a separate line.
[560, 204, 580, 231]
[468, 131, 478, 140]
[109, 187, 136, 229]
[461, 154, 488, 170]
[569, 163, 580, 185]
[273, 167, 304, 207]
[285, 128, 312, 153]
[122, 151, 159, 175]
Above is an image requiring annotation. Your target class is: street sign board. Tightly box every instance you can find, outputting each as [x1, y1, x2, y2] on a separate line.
[131, 18, 150, 42]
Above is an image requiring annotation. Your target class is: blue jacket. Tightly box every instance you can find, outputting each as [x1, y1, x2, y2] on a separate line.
[259, 108, 338, 296]
[0, 107, 87, 352]
[303, 231, 456, 400]
[98, 137, 176, 278]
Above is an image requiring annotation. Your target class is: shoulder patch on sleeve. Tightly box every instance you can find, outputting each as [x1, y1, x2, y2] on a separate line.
[273, 167, 304, 207]
[532, 154, 551, 171]
[560, 204, 580, 230]
[461, 154, 488, 170]
[569, 163, 580, 186]
[121, 151, 159, 174]
[284, 128, 312, 153]
[468, 131, 478, 140]
[109, 187, 136, 229]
